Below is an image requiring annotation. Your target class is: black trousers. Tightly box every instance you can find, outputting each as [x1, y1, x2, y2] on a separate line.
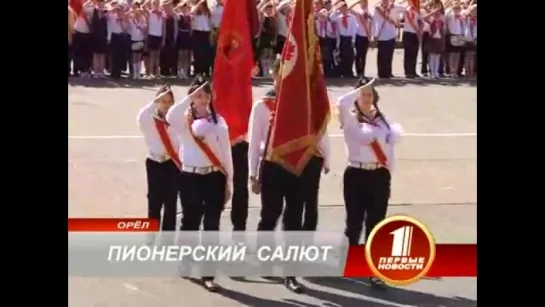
[231, 142, 249, 230]
[339, 36, 354, 77]
[146, 158, 179, 231]
[300, 156, 323, 231]
[343, 167, 391, 245]
[420, 32, 430, 75]
[354, 35, 370, 77]
[68, 44, 72, 76]
[122, 34, 133, 75]
[160, 40, 178, 76]
[377, 39, 396, 78]
[72, 32, 92, 75]
[402, 31, 419, 77]
[258, 161, 304, 231]
[179, 170, 226, 231]
[192, 30, 212, 76]
[109, 33, 126, 78]
[326, 38, 338, 77]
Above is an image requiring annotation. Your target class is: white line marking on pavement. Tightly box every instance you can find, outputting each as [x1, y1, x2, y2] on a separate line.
[68, 132, 476, 140]
[121, 283, 140, 292]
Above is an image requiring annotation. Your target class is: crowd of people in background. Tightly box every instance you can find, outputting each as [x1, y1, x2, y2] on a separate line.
[68, 0, 477, 80]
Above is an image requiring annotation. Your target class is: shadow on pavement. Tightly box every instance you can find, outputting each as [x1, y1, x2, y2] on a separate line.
[219, 286, 398, 307]
[304, 277, 477, 307]
[68, 76, 476, 89]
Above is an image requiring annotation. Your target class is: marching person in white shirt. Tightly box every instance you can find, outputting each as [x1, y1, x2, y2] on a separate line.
[247, 59, 305, 293]
[329, 1, 358, 78]
[445, 1, 465, 78]
[136, 84, 181, 232]
[372, 0, 403, 79]
[165, 75, 232, 292]
[128, 1, 148, 79]
[337, 77, 403, 289]
[348, 0, 374, 78]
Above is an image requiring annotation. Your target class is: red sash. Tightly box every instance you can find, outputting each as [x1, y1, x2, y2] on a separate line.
[153, 117, 182, 168]
[263, 98, 275, 112]
[358, 11, 371, 37]
[406, 8, 421, 37]
[361, 115, 388, 167]
[375, 6, 397, 38]
[133, 18, 146, 34]
[375, 6, 397, 26]
[370, 140, 388, 167]
[186, 117, 227, 175]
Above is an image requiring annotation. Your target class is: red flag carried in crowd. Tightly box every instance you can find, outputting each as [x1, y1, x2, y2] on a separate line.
[212, 0, 255, 141]
[247, 0, 260, 38]
[266, 0, 331, 175]
[70, 0, 83, 15]
[410, 0, 420, 11]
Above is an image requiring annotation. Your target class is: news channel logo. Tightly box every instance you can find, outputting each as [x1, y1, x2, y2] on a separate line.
[365, 215, 436, 286]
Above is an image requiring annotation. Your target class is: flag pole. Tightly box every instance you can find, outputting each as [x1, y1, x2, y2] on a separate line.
[257, 116, 274, 185]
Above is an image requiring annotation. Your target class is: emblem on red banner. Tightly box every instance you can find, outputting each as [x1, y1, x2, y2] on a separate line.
[365, 215, 436, 285]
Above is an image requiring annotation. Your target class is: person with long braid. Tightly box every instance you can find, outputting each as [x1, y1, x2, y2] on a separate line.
[165, 75, 233, 292]
[336, 77, 403, 289]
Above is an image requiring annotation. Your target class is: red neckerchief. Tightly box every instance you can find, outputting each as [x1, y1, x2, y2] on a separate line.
[430, 18, 443, 35]
[330, 21, 337, 35]
[341, 14, 348, 28]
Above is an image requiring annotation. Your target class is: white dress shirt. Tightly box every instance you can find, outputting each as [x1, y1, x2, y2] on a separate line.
[372, 4, 404, 41]
[276, 10, 290, 37]
[148, 11, 164, 36]
[402, 7, 421, 34]
[192, 14, 211, 31]
[137, 101, 180, 162]
[331, 12, 358, 40]
[165, 97, 234, 189]
[446, 11, 464, 35]
[248, 99, 272, 178]
[210, 5, 223, 28]
[73, 15, 91, 33]
[248, 98, 332, 177]
[464, 17, 477, 41]
[336, 91, 403, 172]
[352, 8, 373, 38]
[130, 16, 147, 41]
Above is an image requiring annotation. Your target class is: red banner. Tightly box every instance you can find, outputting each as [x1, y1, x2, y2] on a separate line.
[69, 0, 83, 15]
[267, 0, 331, 175]
[343, 244, 477, 277]
[68, 218, 160, 232]
[247, 0, 260, 38]
[212, 0, 254, 141]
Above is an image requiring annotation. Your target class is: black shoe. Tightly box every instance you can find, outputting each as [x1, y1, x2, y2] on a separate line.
[369, 277, 388, 290]
[285, 277, 304, 293]
[202, 278, 219, 292]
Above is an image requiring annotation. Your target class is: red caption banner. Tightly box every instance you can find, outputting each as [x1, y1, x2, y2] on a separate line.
[343, 215, 476, 285]
[68, 218, 159, 232]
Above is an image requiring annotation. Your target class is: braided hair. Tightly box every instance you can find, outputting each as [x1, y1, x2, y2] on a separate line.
[188, 74, 218, 124]
[352, 77, 390, 130]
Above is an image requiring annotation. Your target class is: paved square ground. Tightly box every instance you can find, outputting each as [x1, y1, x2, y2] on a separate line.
[68, 53, 476, 307]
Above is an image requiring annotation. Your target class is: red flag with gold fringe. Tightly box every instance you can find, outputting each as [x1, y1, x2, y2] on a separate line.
[266, 0, 331, 176]
[212, 0, 255, 141]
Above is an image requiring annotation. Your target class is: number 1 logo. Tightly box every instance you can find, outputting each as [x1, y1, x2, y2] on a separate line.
[390, 226, 413, 257]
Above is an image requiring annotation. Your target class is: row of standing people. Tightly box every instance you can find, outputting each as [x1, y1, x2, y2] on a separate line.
[311, 0, 477, 79]
[69, 0, 223, 79]
[137, 60, 402, 292]
[68, 0, 477, 81]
